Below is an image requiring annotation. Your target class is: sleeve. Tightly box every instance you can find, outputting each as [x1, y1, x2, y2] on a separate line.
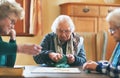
[70, 37, 87, 66]
[0, 40, 17, 55]
[33, 34, 56, 66]
[96, 60, 120, 78]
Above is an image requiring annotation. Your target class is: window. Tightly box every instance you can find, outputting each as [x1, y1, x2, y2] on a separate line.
[1, 0, 42, 36]
[16, 0, 32, 36]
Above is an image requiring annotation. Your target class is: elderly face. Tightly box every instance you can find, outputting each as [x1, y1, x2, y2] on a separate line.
[108, 21, 120, 42]
[0, 13, 17, 35]
[56, 20, 72, 42]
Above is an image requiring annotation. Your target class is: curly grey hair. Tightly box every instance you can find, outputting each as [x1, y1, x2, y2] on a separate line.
[0, 1, 24, 20]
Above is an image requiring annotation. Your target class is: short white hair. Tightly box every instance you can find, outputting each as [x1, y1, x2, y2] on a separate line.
[106, 8, 120, 27]
[51, 15, 75, 33]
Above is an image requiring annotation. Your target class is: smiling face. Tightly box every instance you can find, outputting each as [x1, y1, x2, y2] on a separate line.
[0, 13, 17, 35]
[56, 20, 72, 42]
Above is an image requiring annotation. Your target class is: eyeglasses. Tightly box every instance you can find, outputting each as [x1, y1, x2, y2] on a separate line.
[7, 16, 15, 26]
[108, 26, 120, 34]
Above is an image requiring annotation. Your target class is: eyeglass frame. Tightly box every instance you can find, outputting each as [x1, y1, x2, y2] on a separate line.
[56, 29, 72, 34]
[108, 26, 120, 34]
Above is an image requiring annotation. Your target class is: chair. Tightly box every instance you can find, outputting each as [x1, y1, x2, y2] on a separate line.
[96, 31, 108, 61]
[79, 31, 108, 61]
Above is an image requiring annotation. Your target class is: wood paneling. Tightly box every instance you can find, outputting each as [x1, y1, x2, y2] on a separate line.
[71, 17, 97, 32]
[60, 3, 120, 60]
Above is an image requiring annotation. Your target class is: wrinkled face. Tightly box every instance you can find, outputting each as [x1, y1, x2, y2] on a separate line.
[108, 21, 120, 42]
[0, 13, 17, 35]
[56, 20, 72, 42]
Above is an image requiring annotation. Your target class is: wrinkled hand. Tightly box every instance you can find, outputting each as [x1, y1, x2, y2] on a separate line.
[9, 29, 16, 40]
[49, 53, 63, 62]
[17, 44, 42, 56]
[83, 60, 98, 71]
[66, 54, 75, 64]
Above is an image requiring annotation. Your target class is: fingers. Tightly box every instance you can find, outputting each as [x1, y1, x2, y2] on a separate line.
[49, 53, 63, 62]
[56, 53, 62, 60]
[83, 61, 93, 69]
[33, 45, 42, 53]
[53, 56, 58, 62]
[9, 29, 16, 40]
[82, 61, 98, 71]
[32, 45, 42, 56]
[83, 63, 89, 70]
[66, 54, 75, 64]
[18, 44, 42, 56]
[83, 60, 93, 70]
[53, 53, 62, 62]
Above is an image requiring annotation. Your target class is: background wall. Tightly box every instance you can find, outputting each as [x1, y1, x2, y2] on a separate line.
[2, 0, 120, 65]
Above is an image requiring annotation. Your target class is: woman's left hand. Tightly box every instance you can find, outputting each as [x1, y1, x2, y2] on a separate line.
[66, 54, 75, 64]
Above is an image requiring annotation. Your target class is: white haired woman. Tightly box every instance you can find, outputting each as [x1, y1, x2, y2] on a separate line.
[34, 15, 86, 67]
[83, 8, 120, 78]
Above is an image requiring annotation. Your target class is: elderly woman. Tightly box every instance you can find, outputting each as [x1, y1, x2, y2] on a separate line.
[83, 8, 120, 78]
[0, 1, 41, 67]
[34, 15, 86, 67]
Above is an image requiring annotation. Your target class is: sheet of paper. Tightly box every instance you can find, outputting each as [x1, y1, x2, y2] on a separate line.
[31, 67, 81, 73]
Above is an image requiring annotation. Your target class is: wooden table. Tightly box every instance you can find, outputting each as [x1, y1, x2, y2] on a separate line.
[0, 65, 110, 78]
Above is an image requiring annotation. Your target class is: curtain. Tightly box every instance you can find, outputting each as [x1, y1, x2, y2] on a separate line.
[29, 0, 42, 35]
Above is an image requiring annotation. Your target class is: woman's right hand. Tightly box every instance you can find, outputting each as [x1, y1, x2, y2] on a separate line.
[9, 29, 16, 40]
[83, 60, 98, 71]
[17, 44, 42, 56]
[49, 52, 63, 62]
